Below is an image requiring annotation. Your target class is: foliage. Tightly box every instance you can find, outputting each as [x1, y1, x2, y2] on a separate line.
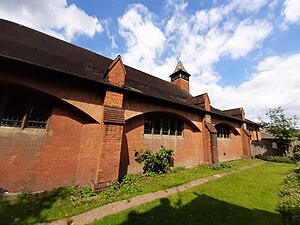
[134, 146, 175, 174]
[97, 182, 120, 200]
[80, 187, 96, 199]
[279, 166, 300, 225]
[265, 156, 297, 164]
[120, 174, 142, 194]
[293, 145, 300, 161]
[211, 162, 232, 170]
[97, 175, 143, 199]
[259, 107, 298, 152]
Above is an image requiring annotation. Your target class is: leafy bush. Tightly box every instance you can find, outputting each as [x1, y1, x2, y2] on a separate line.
[266, 156, 296, 164]
[97, 182, 120, 200]
[279, 166, 300, 225]
[120, 174, 142, 194]
[211, 162, 232, 170]
[80, 187, 96, 199]
[134, 146, 175, 174]
[293, 145, 300, 161]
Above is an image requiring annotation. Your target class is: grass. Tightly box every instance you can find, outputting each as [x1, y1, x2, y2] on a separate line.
[91, 162, 296, 225]
[0, 159, 258, 224]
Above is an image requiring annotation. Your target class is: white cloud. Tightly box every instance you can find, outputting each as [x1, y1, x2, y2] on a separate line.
[282, 0, 300, 24]
[116, 1, 300, 121]
[221, 20, 273, 59]
[197, 54, 300, 120]
[151, 1, 273, 87]
[229, 0, 269, 13]
[118, 4, 166, 73]
[103, 20, 118, 49]
[0, 0, 103, 41]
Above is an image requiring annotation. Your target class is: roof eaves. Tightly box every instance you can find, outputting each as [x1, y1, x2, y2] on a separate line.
[124, 84, 259, 125]
[0, 53, 108, 85]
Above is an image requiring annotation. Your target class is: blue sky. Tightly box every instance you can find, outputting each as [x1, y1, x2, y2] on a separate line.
[0, 0, 300, 122]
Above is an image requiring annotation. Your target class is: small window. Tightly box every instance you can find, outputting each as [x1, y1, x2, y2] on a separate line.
[144, 117, 153, 134]
[144, 115, 183, 136]
[217, 126, 230, 139]
[153, 117, 161, 135]
[177, 120, 183, 136]
[0, 90, 52, 129]
[162, 117, 168, 135]
[26, 103, 52, 129]
[170, 119, 176, 135]
[0, 95, 26, 127]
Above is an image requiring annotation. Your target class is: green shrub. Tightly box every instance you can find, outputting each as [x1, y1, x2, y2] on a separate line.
[293, 145, 300, 161]
[97, 182, 120, 200]
[266, 156, 296, 164]
[80, 187, 96, 198]
[134, 146, 175, 174]
[279, 166, 300, 225]
[120, 174, 142, 194]
[211, 162, 232, 170]
[16, 189, 33, 203]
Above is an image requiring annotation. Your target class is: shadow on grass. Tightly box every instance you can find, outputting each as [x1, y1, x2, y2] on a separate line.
[0, 188, 72, 225]
[120, 193, 283, 225]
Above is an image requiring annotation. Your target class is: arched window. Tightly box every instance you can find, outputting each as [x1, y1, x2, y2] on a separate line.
[216, 125, 230, 139]
[144, 114, 183, 136]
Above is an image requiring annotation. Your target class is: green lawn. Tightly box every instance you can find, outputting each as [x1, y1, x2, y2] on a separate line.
[92, 162, 295, 225]
[0, 159, 257, 224]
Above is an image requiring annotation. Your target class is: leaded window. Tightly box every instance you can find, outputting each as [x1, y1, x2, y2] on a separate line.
[144, 115, 184, 136]
[0, 90, 52, 129]
[216, 126, 230, 138]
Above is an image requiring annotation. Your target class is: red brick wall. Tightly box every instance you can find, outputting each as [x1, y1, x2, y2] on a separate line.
[217, 133, 243, 162]
[122, 113, 203, 174]
[211, 118, 246, 162]
[0, 106, 102, 192]
[202, 121, 213, 164]
[0, 66, 104, 192]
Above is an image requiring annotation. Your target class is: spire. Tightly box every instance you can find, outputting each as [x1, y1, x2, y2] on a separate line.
[173, 61, 187, 74]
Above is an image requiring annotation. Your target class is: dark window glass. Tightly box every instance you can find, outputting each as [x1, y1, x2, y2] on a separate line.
[177, 120, 183, 136]
[0, 95, 26, 127]
[162, 117, 168, 135]
[170, 119, 176, 135]
[153, 117, 161, 135]
[144, 117, 153, 134]
[144, 115, 183, 136]
[217, 126, 230, 138]
[26, 103, 52, 129]
[0, 91, 52, 129]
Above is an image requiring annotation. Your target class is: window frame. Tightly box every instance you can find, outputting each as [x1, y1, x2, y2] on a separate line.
[144, 115, 184, 137]
[0, 91, 52, 130]
[216, 125, 230, 139]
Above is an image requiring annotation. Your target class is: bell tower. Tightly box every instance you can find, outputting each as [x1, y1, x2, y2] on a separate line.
[169, 61, 191, 92]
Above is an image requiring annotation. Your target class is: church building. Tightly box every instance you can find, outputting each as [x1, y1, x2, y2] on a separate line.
[0, 19, 261, 192]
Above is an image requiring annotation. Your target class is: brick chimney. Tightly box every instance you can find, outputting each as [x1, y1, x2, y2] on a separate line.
[169, 61, 191, 93]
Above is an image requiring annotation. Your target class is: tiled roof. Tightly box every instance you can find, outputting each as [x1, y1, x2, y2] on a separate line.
[0, 19, 191, 104]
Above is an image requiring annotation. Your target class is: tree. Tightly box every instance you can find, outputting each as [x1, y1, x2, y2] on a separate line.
[260, 107, 299, 152]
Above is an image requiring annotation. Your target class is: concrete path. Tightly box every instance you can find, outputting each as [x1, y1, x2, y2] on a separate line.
[37, 162, 263, 225]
